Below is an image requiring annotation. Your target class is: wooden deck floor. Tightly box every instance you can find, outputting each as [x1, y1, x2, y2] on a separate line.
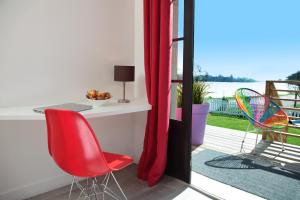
[196, 125, 300, 169]
[191, 125, 300, 200]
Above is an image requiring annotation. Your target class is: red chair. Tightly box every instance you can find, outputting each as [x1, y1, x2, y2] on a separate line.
[45, 109, 133, 200]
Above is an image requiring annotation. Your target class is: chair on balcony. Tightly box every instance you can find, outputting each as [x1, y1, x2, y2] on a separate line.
[45, 109, 133, 200]
[235, 88, 288, 153]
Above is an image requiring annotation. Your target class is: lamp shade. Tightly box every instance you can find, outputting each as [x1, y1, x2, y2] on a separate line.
[114, 65, 135, 82]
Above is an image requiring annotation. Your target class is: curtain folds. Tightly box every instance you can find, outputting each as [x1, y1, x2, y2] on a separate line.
[137, 0, 173, 186]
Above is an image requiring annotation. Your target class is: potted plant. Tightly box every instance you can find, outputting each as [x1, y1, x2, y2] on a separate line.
[176, 82, 210, 145]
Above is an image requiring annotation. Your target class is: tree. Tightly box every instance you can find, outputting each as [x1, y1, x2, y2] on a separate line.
[286, 71, 300, 107]
[287, 71, 300, 81]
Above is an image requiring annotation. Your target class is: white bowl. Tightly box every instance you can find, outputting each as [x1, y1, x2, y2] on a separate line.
[86, 99, 110, 106]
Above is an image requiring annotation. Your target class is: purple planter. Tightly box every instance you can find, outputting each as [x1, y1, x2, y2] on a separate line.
[176, 103, 210, 145]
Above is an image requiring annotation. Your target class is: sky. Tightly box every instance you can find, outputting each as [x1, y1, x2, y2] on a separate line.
[177, 0, 300, 81]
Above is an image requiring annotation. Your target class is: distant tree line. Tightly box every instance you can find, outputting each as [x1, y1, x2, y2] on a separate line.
[177, 73, 256, 82]
[195, 73, 256, 82]
[287, 71, 300, 81]
[177, 65, 256, 82]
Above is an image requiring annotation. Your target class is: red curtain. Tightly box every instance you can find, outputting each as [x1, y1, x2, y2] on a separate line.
[137, 0, 173, 186]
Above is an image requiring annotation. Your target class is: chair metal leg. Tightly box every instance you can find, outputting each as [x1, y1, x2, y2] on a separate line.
[279, 130, 285, 152]
[255, 129, 259, 145]
[240, 123, 251, 153]
[111, 172, 128, 200]
[101, 172, 120, 200]
[100, 174, 109, 200]
[252, 128, 260, 155]
[92, 179, 98, 200]
[68, 172, 127, 200]
[103, 173, 125, 200]
[69, 176, 75, 199]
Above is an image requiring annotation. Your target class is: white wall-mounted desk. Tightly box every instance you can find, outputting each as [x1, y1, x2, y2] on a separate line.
[0, 99, 150, 200]
[0, 99, 151, 120]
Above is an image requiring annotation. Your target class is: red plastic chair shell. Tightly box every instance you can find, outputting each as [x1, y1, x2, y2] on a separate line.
[45, 109, 133, 178]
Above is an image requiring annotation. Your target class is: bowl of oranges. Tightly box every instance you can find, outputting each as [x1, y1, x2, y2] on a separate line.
[86, 89, 112, 106]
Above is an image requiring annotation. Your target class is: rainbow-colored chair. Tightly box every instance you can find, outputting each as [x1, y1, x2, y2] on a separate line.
[235, 88, 288, 152]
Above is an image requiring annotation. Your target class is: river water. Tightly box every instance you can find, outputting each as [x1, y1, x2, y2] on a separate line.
[206, 81, 290, 98]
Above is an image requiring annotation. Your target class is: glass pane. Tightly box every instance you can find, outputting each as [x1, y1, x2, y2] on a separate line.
[173, 0, 184, 39]
[170, 40, 183, 120]
[170, 0, 184, 120]
[178, 0, 184, 38]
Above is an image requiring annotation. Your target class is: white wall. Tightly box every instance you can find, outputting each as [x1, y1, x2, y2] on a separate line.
[0, 0, 147, 199]
[133, 0, 146, 100]
[0, 0, 134, 107]
[133, 0, 147, 163]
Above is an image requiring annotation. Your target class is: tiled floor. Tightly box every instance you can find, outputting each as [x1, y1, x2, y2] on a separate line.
[27, 165, 213, 200]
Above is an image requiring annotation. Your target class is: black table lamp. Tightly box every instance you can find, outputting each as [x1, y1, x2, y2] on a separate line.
[114, 65, 135, 103]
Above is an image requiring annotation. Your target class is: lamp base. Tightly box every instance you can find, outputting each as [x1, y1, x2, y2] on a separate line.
[118, 99, 130, 103]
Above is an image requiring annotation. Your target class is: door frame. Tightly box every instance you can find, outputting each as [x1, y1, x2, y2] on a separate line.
[166, 0, 195, 183]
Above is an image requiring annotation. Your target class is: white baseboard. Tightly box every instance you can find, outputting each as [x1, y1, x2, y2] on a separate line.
[0, 174, 72, 200]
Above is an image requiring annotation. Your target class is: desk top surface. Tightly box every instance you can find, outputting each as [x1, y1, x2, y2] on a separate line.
[0, 99, 151, 120]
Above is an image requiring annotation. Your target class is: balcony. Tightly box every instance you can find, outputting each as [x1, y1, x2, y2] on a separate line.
[191, 80, 300, 200]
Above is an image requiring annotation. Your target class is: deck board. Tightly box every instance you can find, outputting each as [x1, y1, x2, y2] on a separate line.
[199, 125, 261, 154]
[192, 125, 300, 200]
[195, 125, 300, 168]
